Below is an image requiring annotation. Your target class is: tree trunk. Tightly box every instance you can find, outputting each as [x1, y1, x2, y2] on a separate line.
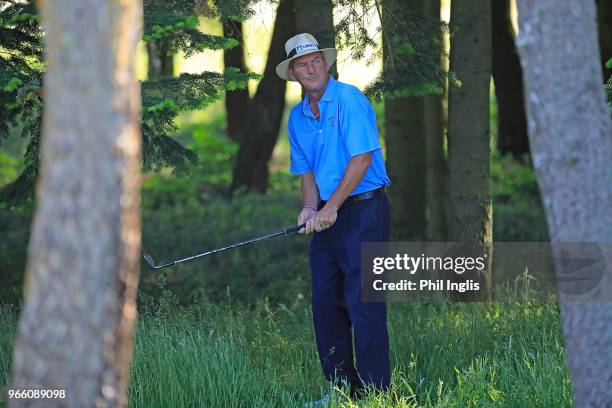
[147, 39, 174, 80]
[223, 20, 249, 142]
[596, 0, 612, 80]
[424, 0, 446, 241]
[382, 0, 427, 241]
[516, 1, 612, 406]
[230, 0, 295, 193]
[445, 0, 492, 299]
[9, 0, 142, 406]
[492, 0, 529, 158]
[294, 0, 337, 79]
[385, 96, 427, 240]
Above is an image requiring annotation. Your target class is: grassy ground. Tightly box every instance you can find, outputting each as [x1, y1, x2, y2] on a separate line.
[0, 296, 570, 407]
[0, 100, 559, 406]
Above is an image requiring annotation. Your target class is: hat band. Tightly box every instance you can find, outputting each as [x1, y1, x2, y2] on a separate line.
[287, 43, 319, 58]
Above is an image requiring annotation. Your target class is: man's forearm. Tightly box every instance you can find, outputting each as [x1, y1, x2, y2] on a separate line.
[301, 172, 320, 209]
[325, 152, 372, 211]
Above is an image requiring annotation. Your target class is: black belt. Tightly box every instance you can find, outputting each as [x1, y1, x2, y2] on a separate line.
[318, 186, 387, 211]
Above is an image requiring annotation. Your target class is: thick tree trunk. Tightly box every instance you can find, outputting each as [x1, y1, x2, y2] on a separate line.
[382, 0, 427, 241]
[424, 0, 446, 241]
[294, 0, 337, 79]
[385, 96, 427, 240]
[147, 39, 174, 80]
[223, 20, 249, 142]
[9, 0, 142, 407]
[230, 0, 295, 193]
[516, 1, 612, 406]
[445, 0, 492, 299]
[596, 0, 612, 80]
[492, 0, 529, 158]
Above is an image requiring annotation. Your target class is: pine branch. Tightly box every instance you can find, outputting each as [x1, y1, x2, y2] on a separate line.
[1, 0, 259, 208]
[334, 0, 452, 100]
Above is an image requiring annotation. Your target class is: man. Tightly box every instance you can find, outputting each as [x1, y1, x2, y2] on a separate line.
[276, 33, 392, 404]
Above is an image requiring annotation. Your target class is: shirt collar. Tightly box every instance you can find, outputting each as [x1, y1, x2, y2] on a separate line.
[301, 76, 338, 117]
[320, 76, 338, 102]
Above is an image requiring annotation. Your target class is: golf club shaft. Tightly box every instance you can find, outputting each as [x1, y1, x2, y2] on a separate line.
[146, 223, 306, 269]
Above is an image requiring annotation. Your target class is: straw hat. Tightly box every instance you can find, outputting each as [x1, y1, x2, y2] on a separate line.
[275, 33, 337, 81]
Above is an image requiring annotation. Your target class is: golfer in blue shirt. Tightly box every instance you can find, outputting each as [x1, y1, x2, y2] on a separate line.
[276, 33, 391, 405]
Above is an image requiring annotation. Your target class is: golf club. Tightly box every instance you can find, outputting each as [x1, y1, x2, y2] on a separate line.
[143, 223, 306, 269]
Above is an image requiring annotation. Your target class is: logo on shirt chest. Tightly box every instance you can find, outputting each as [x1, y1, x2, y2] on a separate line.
[327, 116, 335, 128]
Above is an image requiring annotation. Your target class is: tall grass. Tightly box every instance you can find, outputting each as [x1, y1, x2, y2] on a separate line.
[0, 305, 17, 394]
[128, 296, 570, 407]
[0, 293, 571, 407]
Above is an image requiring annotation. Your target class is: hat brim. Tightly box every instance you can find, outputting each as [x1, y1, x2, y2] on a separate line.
[275, 48, 337, 81]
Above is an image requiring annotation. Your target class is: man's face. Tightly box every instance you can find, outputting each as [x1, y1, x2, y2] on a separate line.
[288, 52, 328, 93]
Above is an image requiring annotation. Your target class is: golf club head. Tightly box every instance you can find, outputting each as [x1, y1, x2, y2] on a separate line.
[142, 252, 157, 268]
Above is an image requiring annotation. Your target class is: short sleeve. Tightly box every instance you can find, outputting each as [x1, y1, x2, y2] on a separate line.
[288, 117, 311, 175]
[339, 88, 382, 157]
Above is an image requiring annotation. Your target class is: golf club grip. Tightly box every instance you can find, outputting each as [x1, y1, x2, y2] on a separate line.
[285, 223, 306, 234]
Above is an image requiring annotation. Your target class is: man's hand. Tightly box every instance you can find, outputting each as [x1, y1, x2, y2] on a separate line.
[298, 207, 317, 234]
[313, 204, 338, 232]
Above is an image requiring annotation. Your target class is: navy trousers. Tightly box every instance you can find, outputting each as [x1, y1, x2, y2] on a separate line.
[310, 193, 391, 394]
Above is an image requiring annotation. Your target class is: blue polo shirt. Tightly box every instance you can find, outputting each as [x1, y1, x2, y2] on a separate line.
[288, 77, 391, 201]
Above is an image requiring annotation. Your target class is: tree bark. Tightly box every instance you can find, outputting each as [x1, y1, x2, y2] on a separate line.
[382, 0, 427, 241]
[9, 0, 142, 406]
[424, 0, 446, 241]
[516, 1, 612, 406]
[147, 39, 174, 80]
[385, 96, 427, 240]
[230, 0, 295, 193]
[492, 0, 529, 158]
[445, 0, 492, 299]
[294, 0, 337, 79]
[596, 0, 612, 80]
[223, 20, 249, 142]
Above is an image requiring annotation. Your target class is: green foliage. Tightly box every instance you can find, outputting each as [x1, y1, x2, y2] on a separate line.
[143, 0, 254, 57]
[140, 69, 258, 174]
[141, 190, 309, 304]
[0, 305, 18, 397]
[0, 0, 44, 207]
[213, 0, 255, 22]
[0, 105, 550, 305]
[136, 0, 257, 182]
[491, 154, 549, 242]
[140, 121, 307, 305]
[0, 0, 257, 208]
[143, 14, 239, 58]
[225, 67, 255, 90]
[332, 0, 377, 60]
[2, 77, 22, 93]
[383, 82, 444, 99]
[143, 16, 200, 42]
[333, 0, 454, 101]
[0, 151, 18, 185]
[0, 204, 32, 304]
[143, 71, 259, 114]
